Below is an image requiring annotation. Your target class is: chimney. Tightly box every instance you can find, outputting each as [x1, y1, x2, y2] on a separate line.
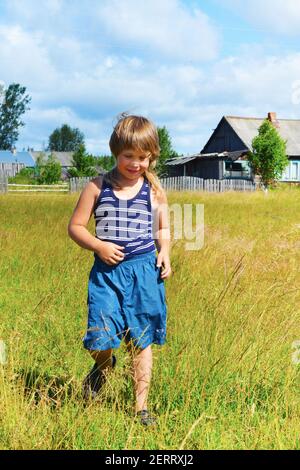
[268, 112, 280, 128]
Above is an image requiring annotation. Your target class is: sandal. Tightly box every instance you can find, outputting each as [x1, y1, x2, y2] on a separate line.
[136, 409, 157, 426]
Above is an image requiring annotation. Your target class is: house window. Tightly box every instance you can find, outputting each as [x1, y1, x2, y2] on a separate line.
[291, 162, 298, 180]
[281, 161, 300, 181]
[223, 160, 251, 179]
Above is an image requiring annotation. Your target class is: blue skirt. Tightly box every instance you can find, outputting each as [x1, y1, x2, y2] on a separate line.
[83, 250, 167, 351]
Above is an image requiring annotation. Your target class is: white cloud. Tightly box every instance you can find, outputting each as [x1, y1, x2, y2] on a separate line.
[1, 0, 300, 156]
[220, 0, 300, 35]
[0, 25, 57, 89]
[96, 0, 220, 61]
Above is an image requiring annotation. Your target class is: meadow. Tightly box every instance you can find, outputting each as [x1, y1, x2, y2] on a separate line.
[0, 187, 300, 450]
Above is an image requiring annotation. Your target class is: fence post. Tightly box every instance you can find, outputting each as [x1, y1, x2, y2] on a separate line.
[0, 174, 8, 193]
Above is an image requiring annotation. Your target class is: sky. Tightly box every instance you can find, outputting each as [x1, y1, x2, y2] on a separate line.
[1, 0, 300, 155]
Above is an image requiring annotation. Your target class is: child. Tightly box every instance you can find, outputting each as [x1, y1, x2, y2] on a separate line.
[68, 114, 171, 426]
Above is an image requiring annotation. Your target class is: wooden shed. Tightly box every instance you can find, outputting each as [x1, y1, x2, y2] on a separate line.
[166, 150, 252, 180]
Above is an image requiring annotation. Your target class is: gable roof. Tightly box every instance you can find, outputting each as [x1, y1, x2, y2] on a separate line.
[0, 150, 35, 166]
[30, 151, 74, 166]
[225, 116, 300, 156]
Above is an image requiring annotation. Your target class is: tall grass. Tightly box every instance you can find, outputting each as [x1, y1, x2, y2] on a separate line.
[0, 188, 299, 449]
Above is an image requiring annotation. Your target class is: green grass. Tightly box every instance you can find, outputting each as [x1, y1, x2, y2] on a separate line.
[0, 188, 300, 449]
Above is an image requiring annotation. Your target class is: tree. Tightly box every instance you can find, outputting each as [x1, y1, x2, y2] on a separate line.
[39, 154, 62, 184]
[68, 144, 98, 177]
[34, 151, 47, 180]
[34, 152, 62, 184]
[157, 126, 180, 176]
[248, 119, 289, 190]
[94, 155, 115, 172]
[48, 124, 85, 152]
[0, 83, 31, 149]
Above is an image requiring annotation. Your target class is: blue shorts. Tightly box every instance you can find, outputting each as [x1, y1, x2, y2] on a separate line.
[83, 250, 167, 351]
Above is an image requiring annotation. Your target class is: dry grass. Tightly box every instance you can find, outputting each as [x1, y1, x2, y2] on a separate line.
[0, 188, 299, 449]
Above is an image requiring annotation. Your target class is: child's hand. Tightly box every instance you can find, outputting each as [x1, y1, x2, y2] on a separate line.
[96, 242, 125, 266]
[156, 251, 172, 279]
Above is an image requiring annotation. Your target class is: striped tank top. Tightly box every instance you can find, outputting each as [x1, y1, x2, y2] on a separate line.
[94, 176, 156, 260]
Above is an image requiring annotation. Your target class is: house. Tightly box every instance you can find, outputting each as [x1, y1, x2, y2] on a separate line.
[30, 151, 106, 180]
[166, 112, 300, 182]
[0, 149, 35, 177]
[0, 148, 106, 180]
[30, 151, 75, 180]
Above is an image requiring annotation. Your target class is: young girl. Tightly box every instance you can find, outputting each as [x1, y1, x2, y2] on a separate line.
[68, 114, 171, 426]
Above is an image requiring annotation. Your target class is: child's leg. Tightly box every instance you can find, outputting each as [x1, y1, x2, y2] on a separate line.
[90, 348, 114, 370]
[82, 348, 115, 401]
[126, 339, 153, 413]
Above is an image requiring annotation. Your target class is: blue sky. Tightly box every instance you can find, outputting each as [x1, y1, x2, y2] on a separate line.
[1, 0, 300, 155]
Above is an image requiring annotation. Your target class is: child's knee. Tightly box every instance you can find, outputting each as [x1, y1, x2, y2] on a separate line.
[90, 348, 113, 368]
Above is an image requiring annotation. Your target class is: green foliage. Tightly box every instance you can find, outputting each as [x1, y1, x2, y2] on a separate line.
[8, 167, 36, 185]
[94, 155, 115, 172]
[248, 120, 289, 188]
[68, 144, 98, 177]
[8, 153, 62, 185]
[32, 151, 46, 182]
[38, 154, 62, 184]
[0, 83, 31, 149]
[157, 126, 180, 177]
[31, 152, 62, 184]
[48, 124, 85, 152]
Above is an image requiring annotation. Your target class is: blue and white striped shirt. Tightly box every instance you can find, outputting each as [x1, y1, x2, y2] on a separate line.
[94, 176, 156, 260]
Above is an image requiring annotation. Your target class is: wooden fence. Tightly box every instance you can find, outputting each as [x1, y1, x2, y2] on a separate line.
[7, 184, 69, 192]
[0, 173, 8, 193]
[0, 175, 68, 193]
[0, 175, 257, 194]
[0, 162, 25, 177]
[160, 176, 257, 192]
[69, 177, 93, 193]
[69, 176, 257, 192]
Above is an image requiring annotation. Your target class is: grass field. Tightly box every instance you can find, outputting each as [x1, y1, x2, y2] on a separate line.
[0, 187, 300, 450]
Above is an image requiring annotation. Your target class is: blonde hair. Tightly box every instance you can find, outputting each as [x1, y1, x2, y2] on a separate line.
[104, 113, 164, 195]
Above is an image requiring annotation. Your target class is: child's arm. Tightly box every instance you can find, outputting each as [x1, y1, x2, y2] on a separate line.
[153, 189, 172, 279]
[68, 178, 104, 253]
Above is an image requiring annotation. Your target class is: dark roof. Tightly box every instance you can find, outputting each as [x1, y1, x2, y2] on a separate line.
[166, 150, 248, 166]
[165, 155, 201, 166]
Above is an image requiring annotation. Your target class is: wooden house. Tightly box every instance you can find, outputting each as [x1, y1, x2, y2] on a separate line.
[166, 112, 300, 182]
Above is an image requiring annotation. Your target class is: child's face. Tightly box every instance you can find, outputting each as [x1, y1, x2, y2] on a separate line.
[116, 148, 151, 179]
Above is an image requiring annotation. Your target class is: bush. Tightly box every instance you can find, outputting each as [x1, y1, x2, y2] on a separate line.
[38, 154, 62, 184]
[8, 167, 37, 184]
